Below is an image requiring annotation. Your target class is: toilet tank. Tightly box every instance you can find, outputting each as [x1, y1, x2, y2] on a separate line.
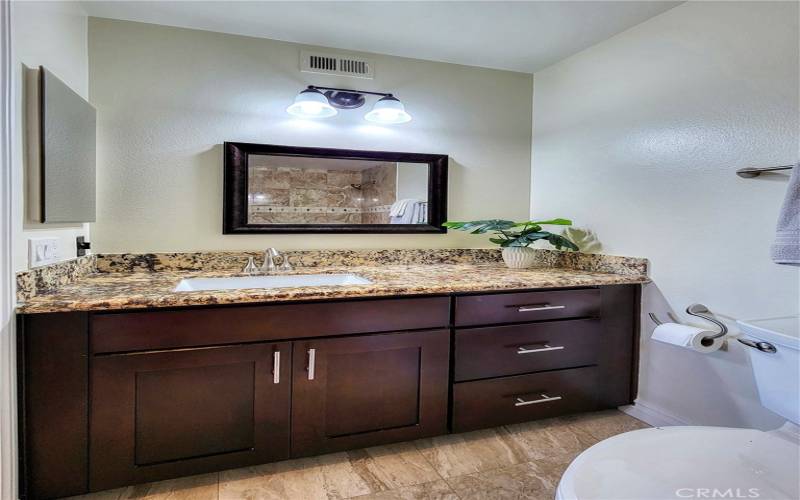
[737, 316, 800, 425]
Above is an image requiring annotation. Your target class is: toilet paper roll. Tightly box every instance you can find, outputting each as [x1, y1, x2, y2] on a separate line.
[651, 323, 725, 353]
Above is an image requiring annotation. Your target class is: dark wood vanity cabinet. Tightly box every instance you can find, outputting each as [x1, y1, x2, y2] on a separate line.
[89, 342, 292, 491]
[18, 286, 639, 499]
[451, 286, 639, 432]
[290, 330, 450, 457]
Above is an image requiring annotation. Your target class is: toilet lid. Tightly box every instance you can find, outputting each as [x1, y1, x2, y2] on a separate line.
[556, 426, 800, 500]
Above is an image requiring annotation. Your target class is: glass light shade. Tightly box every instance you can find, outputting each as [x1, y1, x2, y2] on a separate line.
[364, 96, 412, 124]
[286, 88, 337, 118]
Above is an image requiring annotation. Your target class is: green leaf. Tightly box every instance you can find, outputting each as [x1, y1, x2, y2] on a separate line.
[530, 218, 573, 226]
[518, 225, 543, 235]
[545, 233, 579, 251]
[443, 220, 517, 234]
[443, 218, 578, 251]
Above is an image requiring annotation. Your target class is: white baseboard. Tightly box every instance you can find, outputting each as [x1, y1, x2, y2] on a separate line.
[619, 399, 688, 427]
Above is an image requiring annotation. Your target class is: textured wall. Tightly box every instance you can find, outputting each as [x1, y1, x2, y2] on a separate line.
[89, 18, 533, 252]
[532, 1, 799, 428]
[11, 1, 89, 271]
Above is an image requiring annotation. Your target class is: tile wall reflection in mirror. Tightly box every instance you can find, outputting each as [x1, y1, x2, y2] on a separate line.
[247, 155, 430, 225]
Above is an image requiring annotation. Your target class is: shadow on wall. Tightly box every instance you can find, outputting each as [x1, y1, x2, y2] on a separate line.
[199, 143, 223, 232]
[637, 282, 785, 429]
[447, 159, 462, 216]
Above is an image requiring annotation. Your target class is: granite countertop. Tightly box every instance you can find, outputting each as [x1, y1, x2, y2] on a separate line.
[17, 261, 649, 314]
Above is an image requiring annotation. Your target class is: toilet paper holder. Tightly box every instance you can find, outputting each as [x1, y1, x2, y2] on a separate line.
[648, 303, 728, 342]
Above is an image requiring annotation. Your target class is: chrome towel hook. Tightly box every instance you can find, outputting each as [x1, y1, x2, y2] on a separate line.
[649, 303, 728, 342]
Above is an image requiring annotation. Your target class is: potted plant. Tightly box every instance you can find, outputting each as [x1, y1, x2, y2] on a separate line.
[443, 219, 579, 269]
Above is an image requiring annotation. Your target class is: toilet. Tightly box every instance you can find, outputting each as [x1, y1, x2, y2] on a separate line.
[556, 316, 800, 500]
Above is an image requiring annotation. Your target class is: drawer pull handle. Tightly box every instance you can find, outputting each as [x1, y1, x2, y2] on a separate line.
[307, 348, 316, 381]
[517, 344, 564, 354]
[517, 304, 566, 313]
[273, 351, 281, 384]
[515, 394, 562, 406]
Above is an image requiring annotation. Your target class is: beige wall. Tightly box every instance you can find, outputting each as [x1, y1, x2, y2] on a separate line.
[532, 1, 799, 429]
[88, 18, 532, 252]
[11, 1, 89, 271]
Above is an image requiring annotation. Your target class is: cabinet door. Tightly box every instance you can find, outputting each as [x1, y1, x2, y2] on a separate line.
[291, 330, 449, 457]
[90, 342, 291, 491]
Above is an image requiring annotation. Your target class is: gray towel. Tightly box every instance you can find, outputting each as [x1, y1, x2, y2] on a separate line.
[771, 163, 800, 265]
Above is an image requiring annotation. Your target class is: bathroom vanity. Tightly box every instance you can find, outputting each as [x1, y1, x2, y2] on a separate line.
[16, 251, 646, 499]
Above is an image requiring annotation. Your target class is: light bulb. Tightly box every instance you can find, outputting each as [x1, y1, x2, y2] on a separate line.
[364, 96, 412, 124]
[287, 88, 337, 118]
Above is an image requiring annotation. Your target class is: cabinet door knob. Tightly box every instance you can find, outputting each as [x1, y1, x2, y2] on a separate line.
[307, 348, 316, 381]
[517, 344, 564, 354]
[517, 304, 566, 313]
[514, 394, 562, 406]
[273, 351, 281, 384]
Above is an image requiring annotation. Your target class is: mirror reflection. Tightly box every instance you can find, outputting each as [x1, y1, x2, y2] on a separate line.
[247, 155, 430, 225]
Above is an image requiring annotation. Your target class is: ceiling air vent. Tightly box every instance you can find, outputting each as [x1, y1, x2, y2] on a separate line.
[300, 51, 374, 79]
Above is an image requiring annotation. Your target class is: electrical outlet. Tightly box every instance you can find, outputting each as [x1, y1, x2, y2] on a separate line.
[28, 238, 60, 268]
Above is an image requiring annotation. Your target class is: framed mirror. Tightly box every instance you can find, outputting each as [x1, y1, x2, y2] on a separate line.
[223, 142, 448, 233]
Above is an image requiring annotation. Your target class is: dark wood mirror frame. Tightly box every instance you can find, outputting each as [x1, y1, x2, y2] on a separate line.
[223, 142, 448, 234]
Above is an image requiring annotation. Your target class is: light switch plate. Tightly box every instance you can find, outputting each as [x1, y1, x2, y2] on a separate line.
[28, 237, 60, 268]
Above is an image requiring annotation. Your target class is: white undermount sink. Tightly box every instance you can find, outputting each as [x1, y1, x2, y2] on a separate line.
[173, 273, 372, 292]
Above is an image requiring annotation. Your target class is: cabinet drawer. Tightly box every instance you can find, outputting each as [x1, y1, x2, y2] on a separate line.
[452, 366, 600, 432]
[454, 319, 601, 381]
[91, 296, 450, 353]
[454, 289, 600, 327]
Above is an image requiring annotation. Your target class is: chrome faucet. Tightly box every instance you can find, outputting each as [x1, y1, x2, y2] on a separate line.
[242, 249, 293, 275]
[242, 256, 259, 275]
[260, 248, 293, 274]
[260, 248, 279, 274]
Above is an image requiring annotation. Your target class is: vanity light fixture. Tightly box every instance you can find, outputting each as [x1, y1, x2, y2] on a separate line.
[364, 96, 412, 124]
[286, 87, 338, 118]
[287, 86, 412, 124]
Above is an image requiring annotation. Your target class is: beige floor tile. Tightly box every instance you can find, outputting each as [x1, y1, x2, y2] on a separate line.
[219, 453, 375, 500]
[348, 441, 442, 490]
[503, 414, 599, 462]
[527, 454, 574, 491]
[125, 473, 219, 500]
[445, 460, 559, 500]
[561, 409, 649, 442]
[65, 489, 126, 500]
[67, 473, 219, 500]
[414, 427, 528, 479]
[351, 480, 459, 500]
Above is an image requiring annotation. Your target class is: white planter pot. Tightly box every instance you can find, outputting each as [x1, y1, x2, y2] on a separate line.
[501, 246, 537, 269]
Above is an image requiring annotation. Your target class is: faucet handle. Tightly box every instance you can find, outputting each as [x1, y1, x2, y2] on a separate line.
[243, 256, 258, 275]
[279, 253, 293, 271]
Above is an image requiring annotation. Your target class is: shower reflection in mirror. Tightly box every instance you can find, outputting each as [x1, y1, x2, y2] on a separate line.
[247, 155, 430, 225]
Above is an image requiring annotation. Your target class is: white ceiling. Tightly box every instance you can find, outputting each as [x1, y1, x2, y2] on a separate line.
[80, 1, 682, 73]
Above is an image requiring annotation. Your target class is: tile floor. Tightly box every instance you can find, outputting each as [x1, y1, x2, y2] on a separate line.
[67, 410, 648, 500]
